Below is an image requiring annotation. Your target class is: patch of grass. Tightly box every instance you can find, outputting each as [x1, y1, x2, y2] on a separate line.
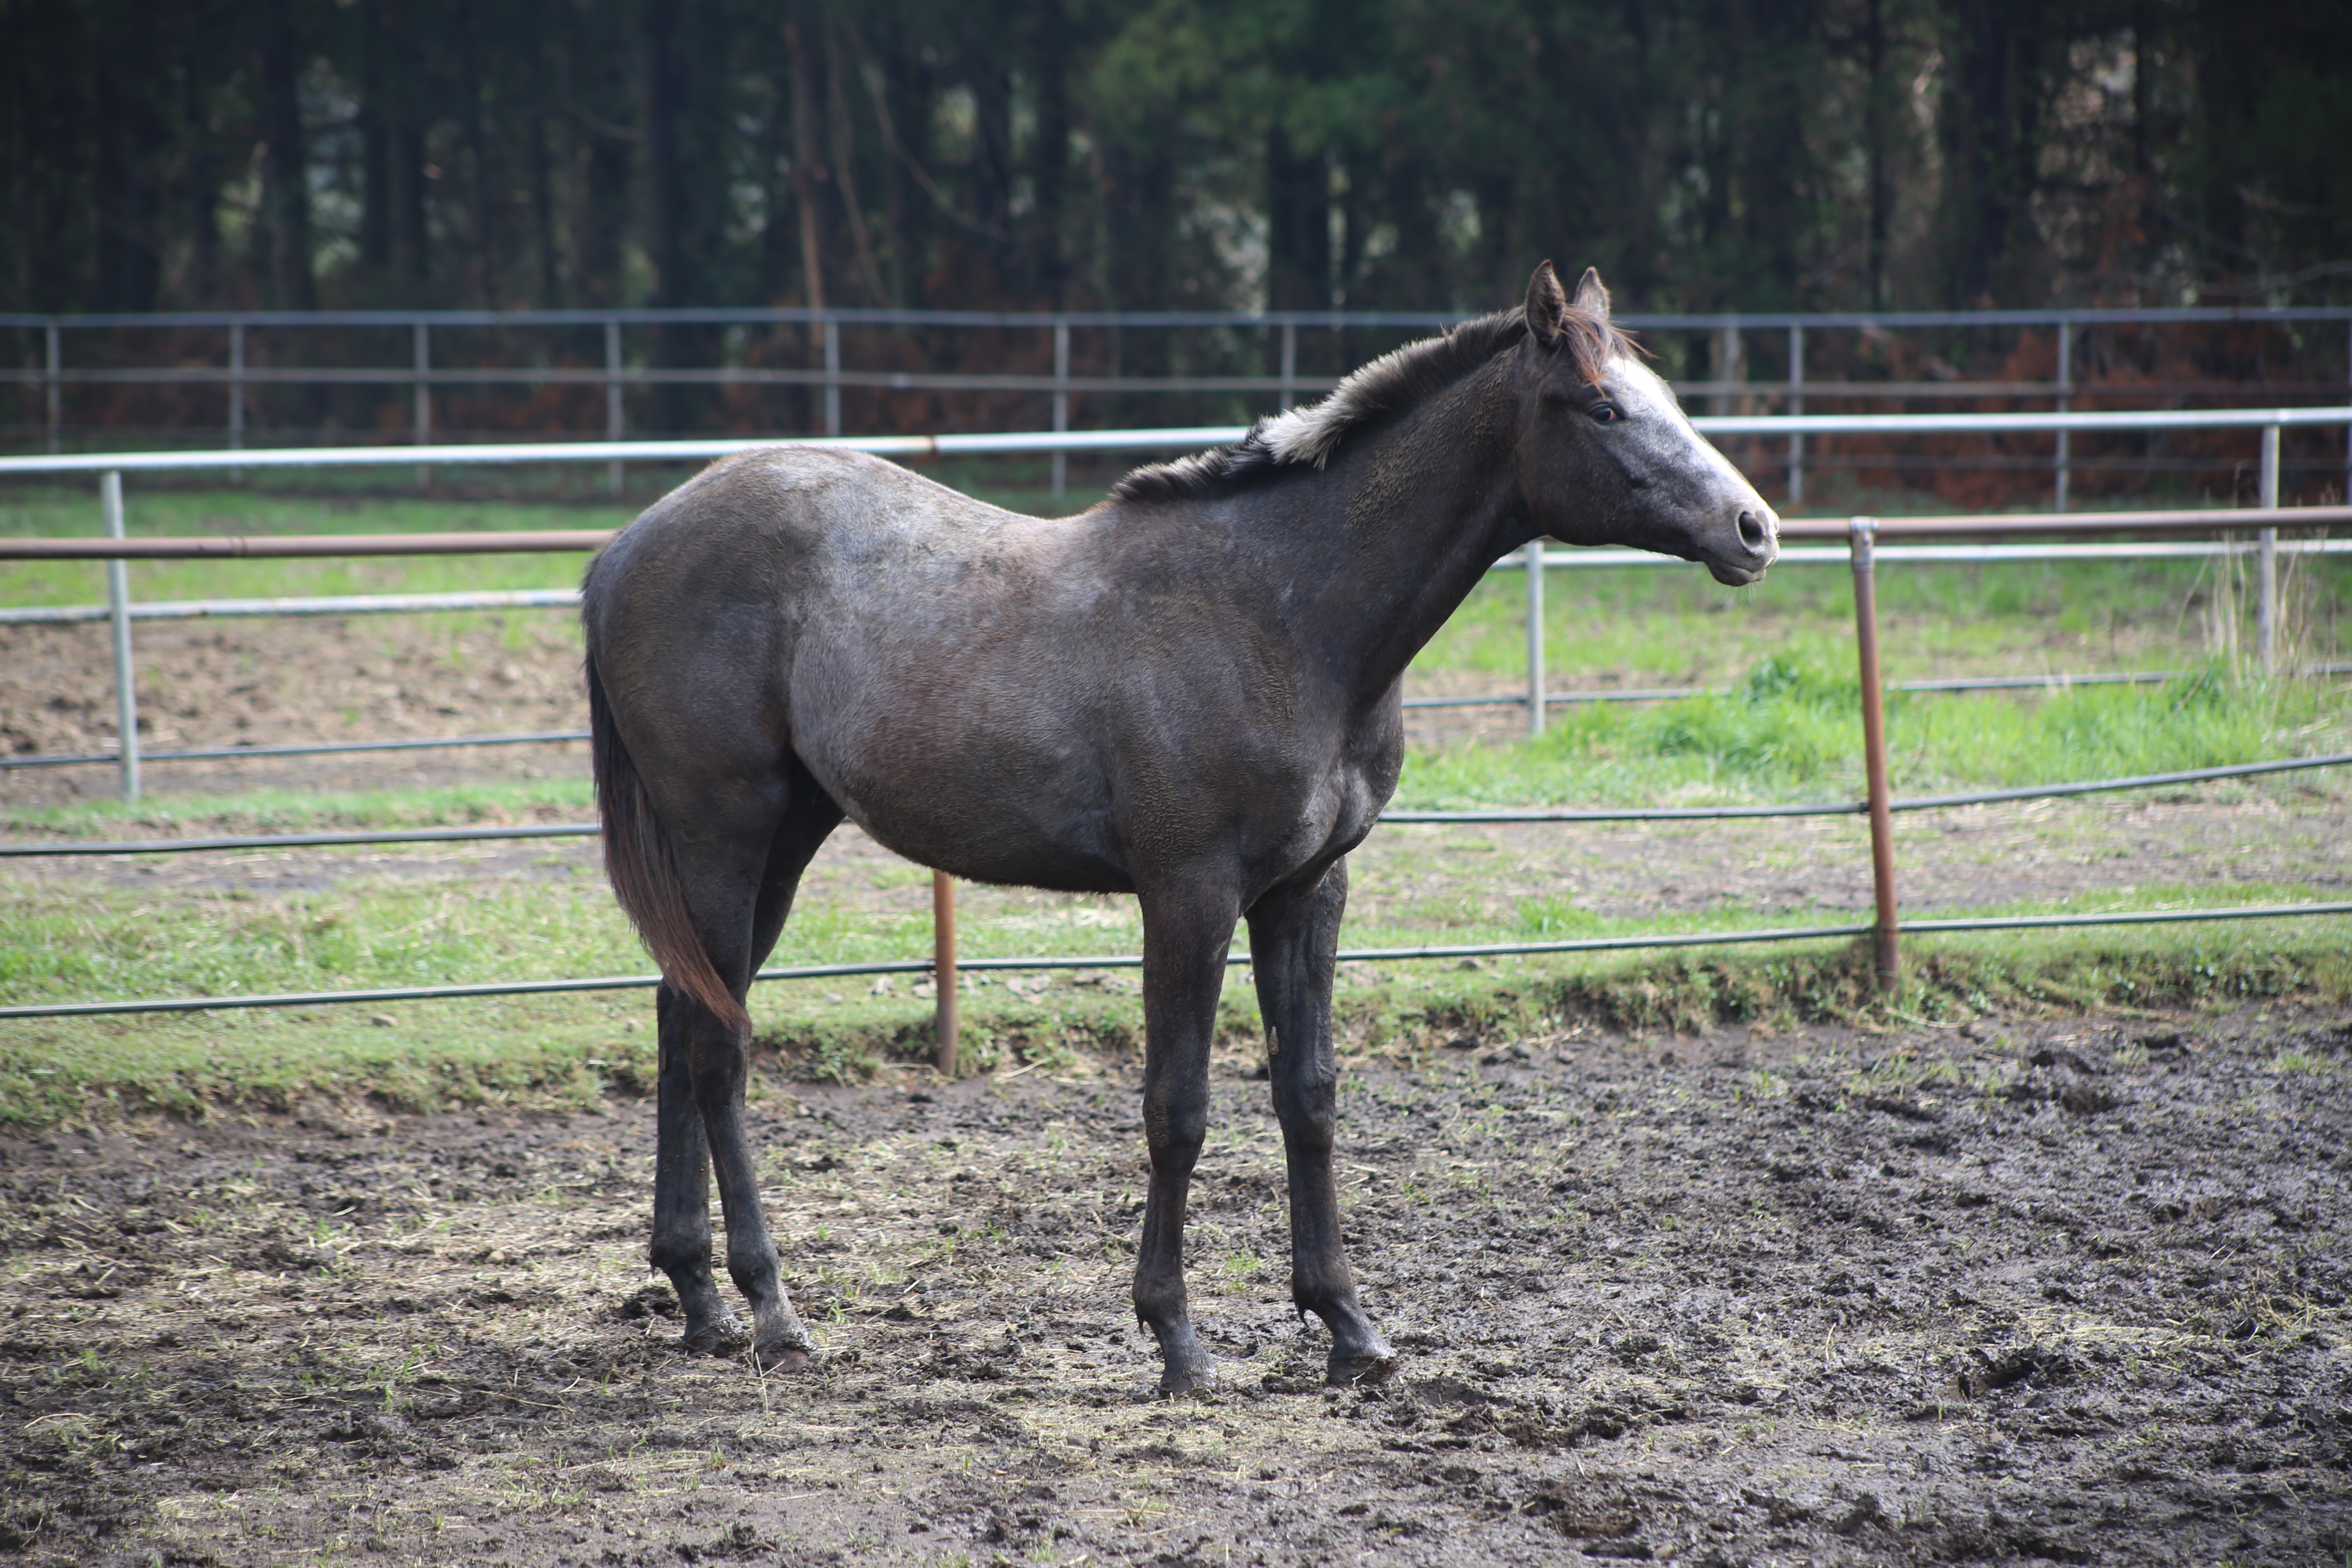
[1394, 657, 2350, 809]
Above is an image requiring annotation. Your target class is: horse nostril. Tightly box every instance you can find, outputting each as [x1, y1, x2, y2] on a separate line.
[1737, 510, 1770, 553]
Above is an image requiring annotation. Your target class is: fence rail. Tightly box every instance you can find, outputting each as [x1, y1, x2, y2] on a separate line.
[5, 422, 2350, 1038]
[12, 303, 2352, 512]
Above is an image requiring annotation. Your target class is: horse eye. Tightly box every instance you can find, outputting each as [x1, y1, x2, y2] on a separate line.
[1588, 403, 1619, 425]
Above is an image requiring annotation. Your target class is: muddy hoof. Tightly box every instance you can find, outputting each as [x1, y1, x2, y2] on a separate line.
[1156, 1361, 1218, 1396]
[1326, 1350, 1399, 1387]
[681, 1316, 751, 1356]
[755, 1342, 815, 1374]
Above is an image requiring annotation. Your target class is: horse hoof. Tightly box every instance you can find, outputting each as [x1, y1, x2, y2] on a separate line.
[682, 1316, 750, 1356]
[755, 1342, 816, 1374]
[1326, 1350, 1399, 1387]
[1156, 1361, 1218, 1397]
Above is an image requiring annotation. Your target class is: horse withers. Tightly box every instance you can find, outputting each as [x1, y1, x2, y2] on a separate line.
[581, 262, 1777, 1393]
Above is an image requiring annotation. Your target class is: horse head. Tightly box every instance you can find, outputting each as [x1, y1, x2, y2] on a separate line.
[1512, 261, 1780, 586]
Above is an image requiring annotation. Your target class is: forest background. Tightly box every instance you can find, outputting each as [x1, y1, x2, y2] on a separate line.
[5, 0, 2350, 329]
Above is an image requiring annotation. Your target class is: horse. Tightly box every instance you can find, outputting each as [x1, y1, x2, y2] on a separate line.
[580, 262, 1778, 1393]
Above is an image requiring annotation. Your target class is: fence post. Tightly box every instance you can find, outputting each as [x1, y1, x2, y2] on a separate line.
[1526, 539, 1546, 737]
[933, 870, 958, 1077]
[412, 322, 432, 488]
[1786, 324, 1804, 505]
[1710, 322, 1742, 417]
[605, 319, 624, 497]
[2259, 422, 2280, 675]
[228, 323, 246, 486]
[102, 470, 140, 804]
[1051, 320, 1070, 500]
[823, 318, 842, 438]
[1279, 323, 1297, 411]
[2054, 320, 2072, 512]
[1850, 516, 1898, 991]
[45, 322, 62, 454]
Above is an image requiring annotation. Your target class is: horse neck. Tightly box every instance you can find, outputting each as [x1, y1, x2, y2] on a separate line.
[1301, 367, 1531, 700]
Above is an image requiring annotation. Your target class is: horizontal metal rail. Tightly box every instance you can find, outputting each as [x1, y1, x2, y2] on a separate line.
[4, 516, 2345, 568]
[8, 302, 2351, 330]
[0, 428, 1249, 479]
[0, 589, 582, 624]
[13, 537, 2351, 626]
[5, 900, 2346, 1021]
[7, 362, 2341, 405]
[24, 658, 2343, 769]
[7, 751, 2343, 858]
[0, 730, 592, 771]
[2, 408, 2350, 480]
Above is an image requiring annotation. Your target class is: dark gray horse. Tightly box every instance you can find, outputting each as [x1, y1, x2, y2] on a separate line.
[581, 263, 1777, 1392]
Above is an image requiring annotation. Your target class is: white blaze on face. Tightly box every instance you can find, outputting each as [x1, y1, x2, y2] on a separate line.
[1603, 352, 1770, 513]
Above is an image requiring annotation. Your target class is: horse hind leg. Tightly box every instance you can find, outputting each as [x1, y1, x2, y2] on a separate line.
[1246, 859, 1397, 1386]
[650, 787, 839, 1371]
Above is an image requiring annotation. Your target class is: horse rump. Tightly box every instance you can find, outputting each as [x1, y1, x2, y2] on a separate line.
[583, 652, 748, 1034]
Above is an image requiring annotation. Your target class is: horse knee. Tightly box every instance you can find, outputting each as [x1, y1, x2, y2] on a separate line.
[1143, 1091, 1209, 1171]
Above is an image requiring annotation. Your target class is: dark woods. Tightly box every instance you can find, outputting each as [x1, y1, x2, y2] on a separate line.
[5, 0, 2349, 318]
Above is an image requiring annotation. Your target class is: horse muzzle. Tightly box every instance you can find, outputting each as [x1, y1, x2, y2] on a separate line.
[1704, 506, 1779, 586]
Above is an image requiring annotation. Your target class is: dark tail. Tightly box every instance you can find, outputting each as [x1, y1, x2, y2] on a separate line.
[585, 651, 749, 1035]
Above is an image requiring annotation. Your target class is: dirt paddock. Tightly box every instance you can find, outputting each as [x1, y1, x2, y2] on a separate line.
[2, 1002, 2348, 1567]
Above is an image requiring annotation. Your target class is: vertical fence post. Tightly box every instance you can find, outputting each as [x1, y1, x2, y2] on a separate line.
[1279, 323, 1297, 411]
[45, 322, 62, 454]
[1785, 323, 1804, 505]
[822, 318, 842, 438]
[102, 470, 140, 804]
[2258, 422, 2280, 675]
[1525, 539, 1546, 738]
[1850, 516, 1898, 992]
[933, 870, 958, 1077]
[605, 319, 625, 497]
[228, 323, 246, 486]
[2054, 320, 2072, 512]
[412, 322, 432, 488]
[1051, 320, 1070, 501]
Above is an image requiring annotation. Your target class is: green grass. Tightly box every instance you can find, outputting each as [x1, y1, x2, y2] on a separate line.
[3, 483, 2348, 1125]
[2, 867, 2345, 1126]
[1394, 656, 2352, 808]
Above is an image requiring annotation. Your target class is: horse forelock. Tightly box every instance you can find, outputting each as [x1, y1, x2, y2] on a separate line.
[1109, 308, 1539, 503]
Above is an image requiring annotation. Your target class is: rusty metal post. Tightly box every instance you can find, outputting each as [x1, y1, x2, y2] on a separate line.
[1850, 516, 1898, 991]
[932, 870, 958, 1076]
[1051, 321, 1070, 500]
[412, 323, 432, 489]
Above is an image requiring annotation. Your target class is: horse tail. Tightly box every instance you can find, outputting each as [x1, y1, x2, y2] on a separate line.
[585, 650, 750, 1036]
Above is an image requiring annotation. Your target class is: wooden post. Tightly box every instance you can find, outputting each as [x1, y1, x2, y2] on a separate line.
[1851, 517, 1898, 991]
[933, 870, 958, 1076]
[102, 470, 139, 804]
[1279, 323, 1297, 411]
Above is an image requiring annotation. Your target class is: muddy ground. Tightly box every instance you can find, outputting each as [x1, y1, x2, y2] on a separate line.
[2, 1003, 2348, 1567]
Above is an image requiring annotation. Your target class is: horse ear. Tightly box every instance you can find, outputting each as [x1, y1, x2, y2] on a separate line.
[1524, 261, 1567, 348]
[1572, 266, 1611, 321]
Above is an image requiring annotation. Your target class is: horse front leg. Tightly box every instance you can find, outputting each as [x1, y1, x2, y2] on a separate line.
[1247, 858, 1396, 1385]
[1133, 882, 1241, 1394]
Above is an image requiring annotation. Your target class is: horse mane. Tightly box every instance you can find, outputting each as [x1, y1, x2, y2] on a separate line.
[1109, 302, 1633, 504]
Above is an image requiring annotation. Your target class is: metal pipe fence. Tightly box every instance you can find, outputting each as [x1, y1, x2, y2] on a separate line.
[11, 303, 2352, 497]
[4, 423, 2350, 1034]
